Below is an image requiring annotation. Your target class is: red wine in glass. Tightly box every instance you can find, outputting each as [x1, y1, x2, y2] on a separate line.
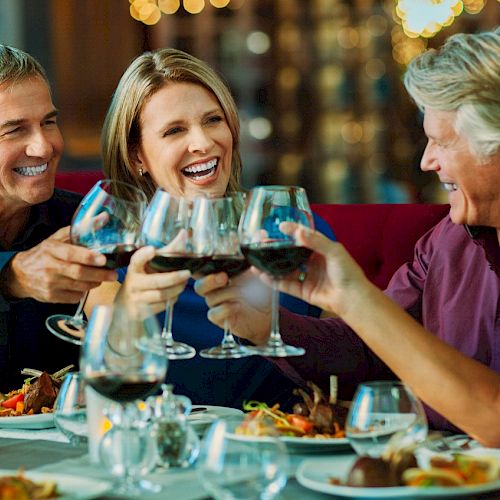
[241, 242, 312, 278]
[86, 373, 162, 404]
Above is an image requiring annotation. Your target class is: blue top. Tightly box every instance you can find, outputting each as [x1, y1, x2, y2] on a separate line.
[118, 212, 335, 410]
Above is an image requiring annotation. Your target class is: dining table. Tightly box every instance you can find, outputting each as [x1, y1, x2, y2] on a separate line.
[0, 423, 342, 499]
[2, 423, 500, 499]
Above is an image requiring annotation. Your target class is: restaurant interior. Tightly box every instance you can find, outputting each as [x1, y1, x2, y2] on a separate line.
[2, 0, 499, 204]
[1, 1, 500, 498]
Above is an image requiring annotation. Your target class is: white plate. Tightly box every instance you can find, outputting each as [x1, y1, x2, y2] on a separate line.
[228, 432, 351, 453]
[0, 469, 111, 499]
[188, 405, 243, 435]
[0, 413, 55, 429]
[296, 456, 500, 498]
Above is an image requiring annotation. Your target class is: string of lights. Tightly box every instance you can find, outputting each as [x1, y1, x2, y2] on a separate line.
[129, 0, 245, 24]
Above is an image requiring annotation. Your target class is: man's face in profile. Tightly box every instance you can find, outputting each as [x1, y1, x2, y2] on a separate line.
[0, 75, 63, 212]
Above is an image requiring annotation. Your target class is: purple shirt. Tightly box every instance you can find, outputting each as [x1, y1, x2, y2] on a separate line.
[275, 216, 500, 432]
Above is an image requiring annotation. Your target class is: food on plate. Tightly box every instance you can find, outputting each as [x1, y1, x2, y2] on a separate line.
[403, 454, 500, 487]
[0, 471, 59, 499]
[0, 366, 72, 417]
[237, 381, 346, 438]
[331, 451, 500, 489]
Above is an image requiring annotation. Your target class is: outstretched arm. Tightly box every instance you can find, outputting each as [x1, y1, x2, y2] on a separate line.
[261, 223, 500, 447]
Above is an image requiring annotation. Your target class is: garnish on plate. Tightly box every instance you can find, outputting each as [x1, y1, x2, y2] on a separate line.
[0, 365, 73, 417]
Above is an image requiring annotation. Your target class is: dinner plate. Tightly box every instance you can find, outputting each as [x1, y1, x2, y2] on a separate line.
[0, 413, 55, 429]
[0, 469, 111, 499]
[188, 405, 243, 435]
[227, 432, 351, 454]
[296, 456, 500, 498]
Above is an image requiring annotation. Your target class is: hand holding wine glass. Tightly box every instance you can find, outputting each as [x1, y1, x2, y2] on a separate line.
[239, 185, 314, 357]
[46, 180, 146, 345]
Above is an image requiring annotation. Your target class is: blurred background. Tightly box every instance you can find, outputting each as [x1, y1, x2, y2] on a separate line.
[0, 0, 498, 203]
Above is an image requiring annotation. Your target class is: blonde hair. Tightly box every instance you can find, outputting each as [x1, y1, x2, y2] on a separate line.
[101, 48, 242, 201]
[0, 44, 48, 87]
[404, 28, 500, 160]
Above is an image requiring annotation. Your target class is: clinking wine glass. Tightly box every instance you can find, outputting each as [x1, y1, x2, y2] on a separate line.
[346, 381, 428, 458]
[238, 185, 314, 357]
[81, 303, 167, 495]
[192, 194, 253, 359]
[141, 188, 206, 360]
[46, 179, 147, 345]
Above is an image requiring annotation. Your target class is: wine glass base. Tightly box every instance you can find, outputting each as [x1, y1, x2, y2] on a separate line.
[46, 314, 86, 345]
[165, 341, 196, 360]
[113, 478, 162, 496]
[199, 344, 254, 359]
[248, 344, 305, 358]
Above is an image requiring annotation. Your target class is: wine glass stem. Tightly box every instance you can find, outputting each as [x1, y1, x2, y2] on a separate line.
[71, 291, 89, 326]
[221, 320, 237, 347]
[162, 299, 175, 347]
[268, 281, 283, 347]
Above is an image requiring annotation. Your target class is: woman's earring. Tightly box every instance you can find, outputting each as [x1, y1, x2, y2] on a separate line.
[138, 167, 144, 177]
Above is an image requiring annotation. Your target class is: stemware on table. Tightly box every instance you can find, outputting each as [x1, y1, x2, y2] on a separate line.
[80, 302, 167, 495]
[345, 380, 428, 458]
[192, 194, 253, 359]
[239, 185, 314, 357]
[197, 418, 288, 500]
[46, 179, 147, 345]
[53, 371, 88, 446]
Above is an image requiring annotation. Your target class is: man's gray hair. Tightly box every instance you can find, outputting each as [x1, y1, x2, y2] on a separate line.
[0, 44, 48, 87]
[404, 28, 500, 160]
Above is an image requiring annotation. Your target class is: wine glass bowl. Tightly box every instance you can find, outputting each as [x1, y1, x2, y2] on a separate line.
[46, 179, 147, 345]
[346, 381, 428, 458]
[238, 186, 314, 357]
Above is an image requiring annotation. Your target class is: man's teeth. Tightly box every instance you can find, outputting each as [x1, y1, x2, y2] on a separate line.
[14, 164, 48, 176]
[182, 159, 217, 180]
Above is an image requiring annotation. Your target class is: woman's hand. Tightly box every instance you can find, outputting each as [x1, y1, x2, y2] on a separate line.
[116, 246, 190, 315]
[194, 270, 272, 346]
[257, 222, 372, 318]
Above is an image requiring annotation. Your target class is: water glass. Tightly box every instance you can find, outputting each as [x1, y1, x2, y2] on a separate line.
[346, 380, 428, 458]
[53, 372, 88, 446]
[197, 418, 288, 500]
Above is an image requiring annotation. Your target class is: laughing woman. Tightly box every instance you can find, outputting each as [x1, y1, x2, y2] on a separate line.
[86, 48, 335, 409]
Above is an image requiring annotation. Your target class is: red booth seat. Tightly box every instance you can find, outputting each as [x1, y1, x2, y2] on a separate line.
[55, 172, 449, 290]
[312, 203, 449, 290]
[55, 170, 105, 195]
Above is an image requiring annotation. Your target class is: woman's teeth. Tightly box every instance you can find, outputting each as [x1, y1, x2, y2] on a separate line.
[443, 182, 458, 192]
[14, 164, 48, 176]
[182, 159, 217, 180]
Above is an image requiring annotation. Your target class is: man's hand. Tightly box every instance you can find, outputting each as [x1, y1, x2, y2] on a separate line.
[194, 270, 272, 346]
[1, 226, 117, 304]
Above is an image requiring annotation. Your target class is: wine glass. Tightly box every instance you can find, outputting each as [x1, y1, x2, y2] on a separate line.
[193, 194, 253, 359]
[238, 185, 314, 357]
[53, 371, 88, 446]
[80, 302, 168, 495]
[46, 179, 147, 345]
[197, 418, 288, 500]
[346, 381, 428, 458]
[141, 188, 206, 360]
